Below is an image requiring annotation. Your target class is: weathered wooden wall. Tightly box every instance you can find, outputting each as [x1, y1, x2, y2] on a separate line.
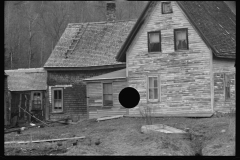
[47, 68, 124, 121]
[87, 79, 127, 119]
[126, 1, 212, 117]
[213, 58, 235, 113]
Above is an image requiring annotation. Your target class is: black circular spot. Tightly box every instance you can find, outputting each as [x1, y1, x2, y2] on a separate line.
[118, 87, 140, 109]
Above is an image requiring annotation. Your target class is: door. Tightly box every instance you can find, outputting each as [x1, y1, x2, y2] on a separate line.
[31, 91, 44, 121]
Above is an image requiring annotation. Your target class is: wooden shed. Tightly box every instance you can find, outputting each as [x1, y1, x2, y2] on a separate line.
[5, 68, 48, 126]
[84, 69, 127, 119]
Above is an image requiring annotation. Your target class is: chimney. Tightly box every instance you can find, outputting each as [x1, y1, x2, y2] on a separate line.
[106, 2, 116, 22]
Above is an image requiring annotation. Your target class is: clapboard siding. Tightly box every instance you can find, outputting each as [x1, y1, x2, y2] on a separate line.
[126, 1, 212, 117]
[87, 79, 127, 118]
[213, 58, 235, 113]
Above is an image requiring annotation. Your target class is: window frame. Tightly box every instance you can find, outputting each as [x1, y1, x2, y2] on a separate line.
[32, 91, 42, 110]
[174, 28, 189, 51]
[147, 75, 160, 103]
[162, 2, 173, 14]
[52, 88, 64, 113]
[102, 82, 113, 107]
[224, 73, 231, 101]
[147, 31, 162, 53]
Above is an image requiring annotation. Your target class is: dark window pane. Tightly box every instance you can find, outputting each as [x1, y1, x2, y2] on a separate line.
[149, 32, 161, 52]
[149, 88, 154, 99]
[149, 43, 160, 52]
[103, 95, 113, 106]
[154, 88, 158, 99]
[163, 2, 173, 14]
[58, 90, 62, 99]
[54, 90, 58, 99]
[175, 29, 188, 50]
[154, 79, 158, 87]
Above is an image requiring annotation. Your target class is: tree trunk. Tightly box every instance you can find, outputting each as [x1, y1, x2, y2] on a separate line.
[28, 20, 32, 68]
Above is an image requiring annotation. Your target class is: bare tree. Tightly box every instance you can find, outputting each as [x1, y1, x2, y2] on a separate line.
[37, 1, 70, 51]
[16, 1, 43, 68]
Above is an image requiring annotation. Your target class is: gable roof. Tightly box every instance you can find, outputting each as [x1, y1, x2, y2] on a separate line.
[5, 68, 47, 91]
[44, 20, 136, 68]
[116, 1, 236, 62]
[83, 68, 126, 81]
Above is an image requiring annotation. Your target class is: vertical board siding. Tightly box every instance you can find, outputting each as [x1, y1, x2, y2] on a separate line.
[127, 2, 212, 116]
[213, 58, 235, 113]
[87, 79, 128, 119]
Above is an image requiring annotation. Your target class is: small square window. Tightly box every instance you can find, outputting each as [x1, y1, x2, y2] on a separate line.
[162, 2, 173, 14]
[148, 31, 161, 52]
[174, 28, 189, 51]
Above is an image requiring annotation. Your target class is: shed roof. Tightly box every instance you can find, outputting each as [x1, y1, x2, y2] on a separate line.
[116, 1, 236, 61]
[44, 20, 136, 68]
[84, 68, 126, 81]
[5, 68, 47, 91]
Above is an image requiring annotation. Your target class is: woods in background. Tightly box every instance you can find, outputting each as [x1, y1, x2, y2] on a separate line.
[4, 1, 147, 69]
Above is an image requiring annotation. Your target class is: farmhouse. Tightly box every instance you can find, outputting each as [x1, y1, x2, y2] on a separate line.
[5, 68, 48, 126]
[43, 2, 136, 121]
[86, 1, 235, 118]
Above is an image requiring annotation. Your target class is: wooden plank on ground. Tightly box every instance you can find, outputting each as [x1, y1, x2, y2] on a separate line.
[97, 115, 123, 122]
[4, 136, 85, 145]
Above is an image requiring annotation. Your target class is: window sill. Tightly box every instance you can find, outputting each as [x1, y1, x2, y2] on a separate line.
[50, 112, 64, 114]
[175, 49, 189, 52]
[148, 52, 161, 54]
[147, 100, 159, 104]
[102, 106, 113, 109]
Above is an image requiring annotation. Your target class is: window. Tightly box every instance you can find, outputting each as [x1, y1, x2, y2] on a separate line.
[52, 88, 63, 112]
[174, 28, 189, 51]
[148, 76, 159, 102]
[103, 83, 113, 106]
[224, 74, 230, 100]
[148, 31, 161, 52]
[32, 92, 42, 110]
[162, 2, 173, 14]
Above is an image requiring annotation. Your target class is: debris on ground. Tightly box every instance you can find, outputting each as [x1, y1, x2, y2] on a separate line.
[5, 136, 86, 145]
[97, 115, 123, 122]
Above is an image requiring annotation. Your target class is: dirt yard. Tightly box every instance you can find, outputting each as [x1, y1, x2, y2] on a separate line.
[4, 114, 235, 156]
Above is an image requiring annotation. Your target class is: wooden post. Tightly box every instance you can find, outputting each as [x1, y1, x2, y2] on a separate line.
[19, 94, 22, 118]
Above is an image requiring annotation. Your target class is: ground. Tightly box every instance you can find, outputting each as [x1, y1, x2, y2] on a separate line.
[4, 113, 235, 156]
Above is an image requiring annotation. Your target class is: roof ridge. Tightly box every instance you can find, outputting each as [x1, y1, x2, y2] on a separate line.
[67, 19, 137, 26]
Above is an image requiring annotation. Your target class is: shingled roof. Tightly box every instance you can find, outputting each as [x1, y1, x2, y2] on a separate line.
[5, 68, 47, 91]
[116, 1, 236, 61]
[84, 68, 126, 81]
[44, 20, 136, 68]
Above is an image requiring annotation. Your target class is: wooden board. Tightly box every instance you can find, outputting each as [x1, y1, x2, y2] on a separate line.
[5, 136, 85, 144]
[97, 115, 123, 122]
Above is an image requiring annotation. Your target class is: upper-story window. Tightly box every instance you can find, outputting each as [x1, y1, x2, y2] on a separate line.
[174, 28, 189, 51]
[148, 31, 161, 52]
[162, 2, 173, 14]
